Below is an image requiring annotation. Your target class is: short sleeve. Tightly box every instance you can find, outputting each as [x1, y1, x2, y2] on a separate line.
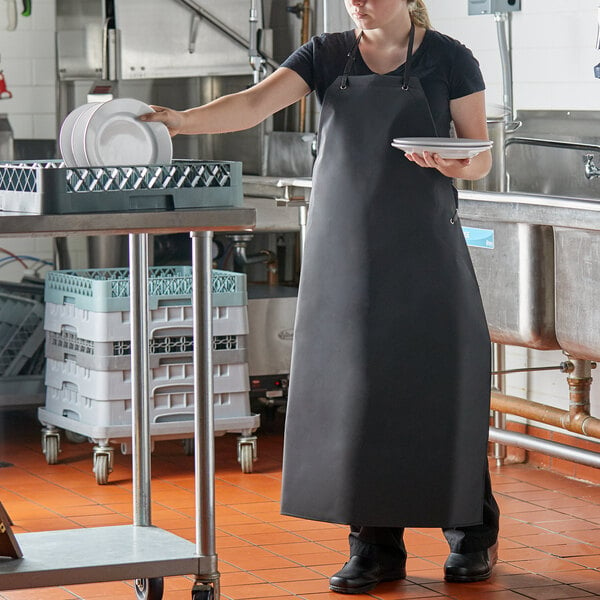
[281, 39, 316, 91]
[449, 44, 485, 100]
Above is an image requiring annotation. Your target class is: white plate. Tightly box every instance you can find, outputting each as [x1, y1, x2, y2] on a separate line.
[70, 102, 103, 167]
[83, 98, 172, 167]
[391, 137, 493, 159]
[59, 103, 100, 167]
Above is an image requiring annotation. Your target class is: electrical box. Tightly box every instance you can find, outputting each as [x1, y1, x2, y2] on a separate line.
[468, 0, 521, 15]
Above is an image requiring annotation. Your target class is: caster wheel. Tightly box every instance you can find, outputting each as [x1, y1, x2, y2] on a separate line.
[135, 577, 164, 600]
[93, 453, 110, 485]
[43, 435, 59, 465]
[65, 430, 88, 444]
[182, 438, 194, 456]
[191, 585, 214, 600]
[239, 443, 253, 474]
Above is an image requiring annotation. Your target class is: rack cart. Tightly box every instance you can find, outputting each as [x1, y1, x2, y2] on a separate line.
[0, 161, 255, 600]
[40, 266, 259, 482]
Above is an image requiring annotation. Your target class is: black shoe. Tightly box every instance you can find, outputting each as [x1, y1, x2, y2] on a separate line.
[329, 555, 406, 594]
[443, 542, 498, 583]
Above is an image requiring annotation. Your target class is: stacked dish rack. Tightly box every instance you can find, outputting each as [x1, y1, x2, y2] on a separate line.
[0, 287, 46, 410]
[38, 266, 259, 484]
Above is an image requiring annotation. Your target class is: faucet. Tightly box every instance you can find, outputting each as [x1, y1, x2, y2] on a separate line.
[506, 138, 600, 181]
[584, 154, 600, 179]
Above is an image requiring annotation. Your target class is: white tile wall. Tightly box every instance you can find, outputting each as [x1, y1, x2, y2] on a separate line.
[0, 0, 56, 140]
[427, 0, 600, 111]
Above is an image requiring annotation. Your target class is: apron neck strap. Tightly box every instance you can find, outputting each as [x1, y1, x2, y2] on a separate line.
[340, 22, 417, 91]
[403, 22, 416, 90]
[340, 31, 363, 90]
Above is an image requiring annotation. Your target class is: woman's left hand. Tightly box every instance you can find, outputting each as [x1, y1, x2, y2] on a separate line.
[405, 151, 472, 179]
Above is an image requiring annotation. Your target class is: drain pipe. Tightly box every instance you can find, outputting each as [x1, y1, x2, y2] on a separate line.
[491, 390, 600, 439]
[567, 358, 596, 435]
[490, 358, 600, 468]
[491, 358, 600, 439]
[229, 234, 278, 285]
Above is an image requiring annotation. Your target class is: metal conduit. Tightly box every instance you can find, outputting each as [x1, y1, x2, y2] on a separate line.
[489, 427, 600, 469]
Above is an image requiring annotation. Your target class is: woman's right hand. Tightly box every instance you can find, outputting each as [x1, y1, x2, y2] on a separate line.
[139, 105, 185, 137]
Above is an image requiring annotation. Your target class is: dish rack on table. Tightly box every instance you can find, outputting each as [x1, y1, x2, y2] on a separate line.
[0, 284, 46, 410]
[39, 266, 259, 484]
[0, 159, 243, 214]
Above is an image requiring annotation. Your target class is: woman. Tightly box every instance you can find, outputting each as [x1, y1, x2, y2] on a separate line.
[141, 0, 500, 594]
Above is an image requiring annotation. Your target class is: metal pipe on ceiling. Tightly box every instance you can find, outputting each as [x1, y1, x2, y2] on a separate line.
[174, 0, 279, 71]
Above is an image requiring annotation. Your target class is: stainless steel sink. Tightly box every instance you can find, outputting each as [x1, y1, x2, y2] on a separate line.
[554, 227, 600, 360]
[459, 190, 600, 358]
[461, 218, 559, 350]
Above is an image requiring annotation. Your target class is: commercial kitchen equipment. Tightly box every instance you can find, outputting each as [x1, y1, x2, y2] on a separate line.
[247, 284, 297, 412]
[240, 177, 310, 408]
[56, 0, 268, 81]
[55, 0, 278, 175]
[0, 202, 255, 600]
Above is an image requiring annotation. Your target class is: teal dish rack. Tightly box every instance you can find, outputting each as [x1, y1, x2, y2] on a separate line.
[0, 160, 243, 214]
[44, 266, 247, 311]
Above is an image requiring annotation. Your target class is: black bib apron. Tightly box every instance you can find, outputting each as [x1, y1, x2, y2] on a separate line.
[281, 25, 491, 528]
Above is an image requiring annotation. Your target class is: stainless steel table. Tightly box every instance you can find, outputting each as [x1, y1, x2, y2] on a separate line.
[0, 207, 255, 600]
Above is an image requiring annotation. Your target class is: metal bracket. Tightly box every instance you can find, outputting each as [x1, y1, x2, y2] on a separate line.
[275, 178, 311, 207]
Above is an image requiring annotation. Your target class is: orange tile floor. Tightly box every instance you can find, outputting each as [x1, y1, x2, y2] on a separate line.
[0, 408, 599, 600]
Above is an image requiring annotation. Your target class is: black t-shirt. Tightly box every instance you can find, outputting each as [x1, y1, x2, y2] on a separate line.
[281, 29, 485, 137]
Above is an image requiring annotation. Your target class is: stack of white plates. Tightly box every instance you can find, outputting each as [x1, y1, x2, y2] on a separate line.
[391, 137, 493, 159]
[59, 98, 173, 168]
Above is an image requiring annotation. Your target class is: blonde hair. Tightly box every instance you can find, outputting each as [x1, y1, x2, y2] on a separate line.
[408, 0, 432, 30]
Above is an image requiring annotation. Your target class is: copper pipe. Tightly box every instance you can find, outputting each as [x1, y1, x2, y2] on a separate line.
[298, 0, 311, 132]
[490, 392, 600, 439]
[266, 259, 279, 286]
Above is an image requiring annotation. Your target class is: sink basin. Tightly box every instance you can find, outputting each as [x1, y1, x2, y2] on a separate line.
[461, 218, 559, 350]
[554, 227, 600, 360]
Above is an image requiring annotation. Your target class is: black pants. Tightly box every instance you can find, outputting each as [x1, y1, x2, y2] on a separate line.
[349, 468, 499, 565]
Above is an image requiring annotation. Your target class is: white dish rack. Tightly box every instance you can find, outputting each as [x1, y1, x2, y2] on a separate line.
[39, 266, 259, 483]
[45, 358, 249, 400]
[45, 330, 247, 371]
[44, 302, 249, 340]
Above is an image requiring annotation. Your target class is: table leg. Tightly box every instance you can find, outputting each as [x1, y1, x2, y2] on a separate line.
[191, 231, 218, 587]
[129, 233, 152, 526]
